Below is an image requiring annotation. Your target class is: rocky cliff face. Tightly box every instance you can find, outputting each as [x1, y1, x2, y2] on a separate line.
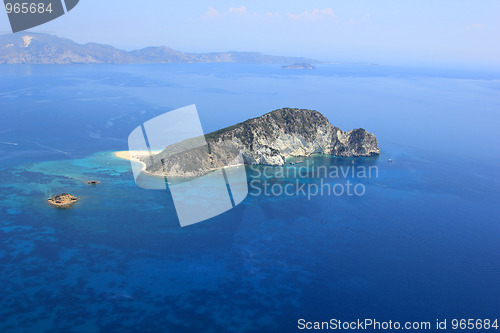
[142, 108, 379, 178]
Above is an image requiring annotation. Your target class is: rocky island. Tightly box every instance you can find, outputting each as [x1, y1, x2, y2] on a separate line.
[48, 193, 79, 208]
[282, 63, 316, 70]
[135, 108, 379, 178]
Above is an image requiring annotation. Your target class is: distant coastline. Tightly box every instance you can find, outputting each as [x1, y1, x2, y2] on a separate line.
[0, 32, 321, 65]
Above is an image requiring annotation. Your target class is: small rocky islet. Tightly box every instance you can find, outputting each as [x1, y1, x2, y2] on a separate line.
[281, 63, 316, 70]
[47, 193, 79, 208]
[47, 181, 100, 208]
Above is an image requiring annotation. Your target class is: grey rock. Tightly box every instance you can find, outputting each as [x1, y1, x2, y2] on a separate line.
[282, 63, 316, 69]
[144, 108, 380, 178]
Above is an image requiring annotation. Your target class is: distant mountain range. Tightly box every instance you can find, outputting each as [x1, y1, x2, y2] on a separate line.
[0, 33, 320, 65]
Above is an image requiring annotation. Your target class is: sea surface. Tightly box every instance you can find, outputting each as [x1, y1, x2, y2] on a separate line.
[0, 63, 499, 332]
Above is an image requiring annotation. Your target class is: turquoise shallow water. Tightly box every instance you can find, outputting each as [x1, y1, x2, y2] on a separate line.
[0, 64, 499, 332]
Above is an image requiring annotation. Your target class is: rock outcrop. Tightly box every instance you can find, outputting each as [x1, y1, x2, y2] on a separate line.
[282, 63, 315, 69]
[47, 193, 78, 208]
[143, 108, 380, 177]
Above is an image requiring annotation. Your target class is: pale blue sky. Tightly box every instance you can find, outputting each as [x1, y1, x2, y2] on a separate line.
[1, 0, 499, 66]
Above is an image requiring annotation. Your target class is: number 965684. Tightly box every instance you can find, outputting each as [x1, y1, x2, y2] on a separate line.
[5, 2, 54, 14]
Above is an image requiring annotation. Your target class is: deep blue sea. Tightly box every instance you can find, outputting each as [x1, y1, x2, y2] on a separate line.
[0, 63, 499, 332]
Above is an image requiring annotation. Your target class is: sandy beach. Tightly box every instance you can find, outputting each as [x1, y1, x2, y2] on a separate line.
[114, 150, 162, 173]
[114, 150, 162, 161]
